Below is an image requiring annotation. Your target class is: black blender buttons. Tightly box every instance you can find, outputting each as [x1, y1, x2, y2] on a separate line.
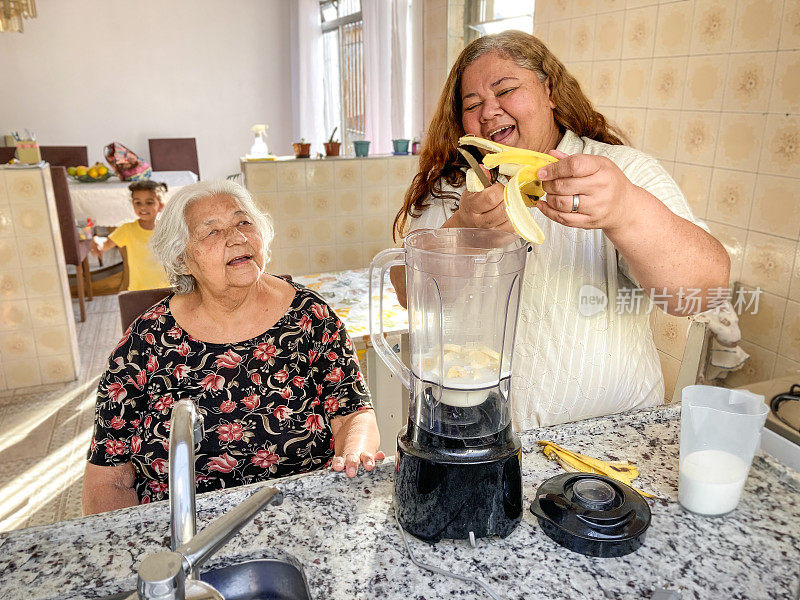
[530, 472, 651, 558]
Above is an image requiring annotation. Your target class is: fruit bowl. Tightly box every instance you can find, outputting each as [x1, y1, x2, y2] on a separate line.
[72, 172, 113, 183]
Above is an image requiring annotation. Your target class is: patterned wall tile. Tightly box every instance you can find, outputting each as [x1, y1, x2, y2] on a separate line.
[363, 188, 388, 216]
[622, 6, 657, 59]
[740, 231, 794, 297]
[275, 162, 306, 192]
[654, 1, 693, 56]
[749, 175, 800, 240]
[651, 308, 690, 360]
[334, 160, 363, 188]
[597, 0, 625, 12]
[723, 52, 776, 112]
[571, 16, 596, 61]
[362, 159, 388, 186]
[307, 190, 336, 219]
[305, 162, 334, 190]
[778, 300, 800, 363]
[648, 56, 687, 109]
[279, 220, 308, 249]
[17, 235, 56, 268]
[758, 114, 800, 177]
[738, 287, 786, 351]
[780, 2, 800, 50]
[308, 245, 337, 272]
[595, 12, 624, 59]
[548, 19, 572, 61]
[724, 339, 775, 387]
[33, 326, 71, 357]
[22, 267, 61, 298]
[774, 355, 800, 378]
[690, 0, 735, 54]
[0, 240, 20, 271]
[707, 168, 756, 228]
[643, 109, 680, 161]
[0, 331, 36, 360]
[769, 51, 800, 115]
[789, 242, 800, 303]
[38, 355, 75, 385]
[618, 59, 651, 107]
[335, 216, 362, 245]
[3, 358, 41, 389]
[10, 204, 50, 237]
[244, 163, 277, 192]
[27, 296, 67, 328]
[0, 270, 25, 301]
[731, 0, 783, 53]
[279, 248, 309, 275]
[684, 55, 727, 111]
[715, 112, 766, 171]
[673, 163, 712, 219]
[307, 219, 336, 246]
[569, 62, 594, 94]
[677, 111, 720, 167]
[592, 60, 621, 105]
[0, 172, 6, 204]
[0, 205, 14, 238]
[338, 244, 364, 271]
[615, 107, 647, 149]
[5, 170, 44, 205]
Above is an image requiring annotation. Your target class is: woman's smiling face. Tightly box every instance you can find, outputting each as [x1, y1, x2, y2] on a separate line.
[183, 194, 265, 293]
[460, 51, 560, 153]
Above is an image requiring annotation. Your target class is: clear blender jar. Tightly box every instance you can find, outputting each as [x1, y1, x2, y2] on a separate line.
[370, 228, 529, 541]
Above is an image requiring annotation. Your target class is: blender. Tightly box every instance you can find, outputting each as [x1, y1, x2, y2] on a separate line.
[370, 228, 528, 542]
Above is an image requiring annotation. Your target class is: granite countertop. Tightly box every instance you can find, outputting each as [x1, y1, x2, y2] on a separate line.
[2, 404, 799, 600]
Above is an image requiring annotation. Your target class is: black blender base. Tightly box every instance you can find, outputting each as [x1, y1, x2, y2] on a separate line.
[394, 429, 523, 542]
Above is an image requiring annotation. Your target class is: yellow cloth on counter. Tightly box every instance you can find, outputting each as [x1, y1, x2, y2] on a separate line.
[109, 221, 170, 291]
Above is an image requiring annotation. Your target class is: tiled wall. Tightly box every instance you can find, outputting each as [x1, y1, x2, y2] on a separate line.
[242, 156, 418, 276]
[0, 167, 80, 390]
[534, 0, 800, 390]
[423, 0, 450, 128]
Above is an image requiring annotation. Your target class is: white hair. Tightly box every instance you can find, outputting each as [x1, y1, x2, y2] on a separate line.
[150, 180, 274, 295]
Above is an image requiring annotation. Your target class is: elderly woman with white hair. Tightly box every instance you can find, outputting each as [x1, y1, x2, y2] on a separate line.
[82, 180, 383, 514]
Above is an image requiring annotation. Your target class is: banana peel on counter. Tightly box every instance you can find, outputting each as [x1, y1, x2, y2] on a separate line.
[537, 440, 656, 499]
[458, 135, 559, 245]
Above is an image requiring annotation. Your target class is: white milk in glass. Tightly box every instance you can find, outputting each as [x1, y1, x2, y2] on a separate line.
[678, 449, 749, 515]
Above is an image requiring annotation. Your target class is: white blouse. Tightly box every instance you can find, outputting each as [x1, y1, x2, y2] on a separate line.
[405, 130, 705, 430]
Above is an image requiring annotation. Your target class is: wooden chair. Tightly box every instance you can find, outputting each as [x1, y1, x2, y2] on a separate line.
[0, 147, 15, 163]
[118, 287, 172, 331]
[50, 166, 93, 321]
[40, 146, 89, 168]
[148, 138, 200, 179]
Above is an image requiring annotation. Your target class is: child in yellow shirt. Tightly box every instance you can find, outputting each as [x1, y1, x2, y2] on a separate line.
[93, 181, 171, 291]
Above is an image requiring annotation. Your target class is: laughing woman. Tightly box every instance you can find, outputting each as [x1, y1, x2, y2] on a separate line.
[82, 180, 382, 514]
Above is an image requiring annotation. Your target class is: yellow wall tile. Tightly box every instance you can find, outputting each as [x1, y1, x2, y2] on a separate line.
[758, 114, 800, 177]
[715, 113, 766, 171]
[280, 220, 307, 248]
[731, 0, 783, 52]
[38, 355, 76, 385]
[28, 296, 67, 328]
[774, 355, 800, 378]
[307, 219, 336, 245]
[308, 245, 337, 272]
[362, 158, 388, 186]
[305, 162, 334, 189]
[0, 270, 25, 301]
[618, 59, 651, 107]
[33, 326, 71, 357]
[740, 231, 794, 296]
[597, 0, 625, 12]
[337, 244, 364, 271]
[654, 1, 693, 56]
[0, 239, 20, 271]
[615, 107, 647, 149]
[643, 110, 680, 161]
[684, 55, 727, 111]
[595, 12, 624, 59]
[5, 170, 44, 205]
[690, 0, 735, 54]
[569, 62, 594, 94]
[723, 52, 776, 112]
[790, 242, 800, 302]
[275, 162, 307, 191]
[0, 205, 14, 238]
[3, 358, 41, 389]
[648, 57, 687, 109]
[724, 340, 776, 387]
[677, 111, 720, 167]
[707, 168, 756, 228]
[551, 0, 572, 20]
[622, 6, 657, 59]
[780, 2, 800, 50]
[737, 287, 786, 351]
[571, 16, 596, 61]
[335, 217, 362, 245]
[750, 175, 800, 240]
[769, 51, 800, 114]
[281, 248, 309, 275]
[591, 60, 621, 105]
[575, 0, 597, 16]
[547, 19, 572, 61]
[244, 163, 277, 192]
[779, 300, 800, 363]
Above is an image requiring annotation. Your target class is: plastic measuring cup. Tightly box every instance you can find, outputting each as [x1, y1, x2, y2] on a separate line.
[678, 385, 768, 516]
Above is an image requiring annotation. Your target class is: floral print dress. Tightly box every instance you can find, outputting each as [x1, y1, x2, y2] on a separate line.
[88, 282, 372, 504]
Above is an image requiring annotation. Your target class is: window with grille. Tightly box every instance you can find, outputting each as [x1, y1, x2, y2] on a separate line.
[320, 0, 364, 153]
[464, 0, 534, 44]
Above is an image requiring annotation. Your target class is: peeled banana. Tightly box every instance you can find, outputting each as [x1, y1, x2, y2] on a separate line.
[458, 135, 558, 244]
[537, 440, 655, 499]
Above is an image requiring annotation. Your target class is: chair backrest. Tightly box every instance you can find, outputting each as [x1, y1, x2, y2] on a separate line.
[148, 138, 199, 179]
[0, 147, 16, 163]
[651, 308, 711, 402]
[50, 166, 82, 266]
[40, 146, 88, 168]
[118, 287, 172, 331]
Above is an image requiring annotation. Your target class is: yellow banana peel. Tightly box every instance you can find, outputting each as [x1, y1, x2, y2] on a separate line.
[537, 440, 655, 499]
[458, 135, 557, 245]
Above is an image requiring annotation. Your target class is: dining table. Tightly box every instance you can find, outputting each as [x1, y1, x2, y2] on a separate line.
[67, 170, 198, 227]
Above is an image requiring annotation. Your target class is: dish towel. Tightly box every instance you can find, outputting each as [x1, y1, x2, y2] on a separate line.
[692, 301, 750, 381]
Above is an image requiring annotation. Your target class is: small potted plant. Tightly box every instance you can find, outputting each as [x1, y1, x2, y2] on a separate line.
[292, 138, 311, 159]
[324, 127, 341, 157]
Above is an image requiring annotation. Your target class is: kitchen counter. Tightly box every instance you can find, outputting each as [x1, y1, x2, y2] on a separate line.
[2, 404, 799, 600]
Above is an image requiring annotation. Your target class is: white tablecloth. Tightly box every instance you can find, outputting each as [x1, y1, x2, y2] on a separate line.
[68, 170, 198, 227]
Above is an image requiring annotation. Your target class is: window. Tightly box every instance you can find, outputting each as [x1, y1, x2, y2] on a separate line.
[463, 0, 535, 44]
[320, 0, 365, 152]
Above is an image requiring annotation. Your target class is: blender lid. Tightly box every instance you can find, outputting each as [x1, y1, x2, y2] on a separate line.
[530, 473, 651, 558]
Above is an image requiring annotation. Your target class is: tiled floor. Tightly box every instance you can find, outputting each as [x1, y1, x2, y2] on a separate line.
[0, 294, 122, 532]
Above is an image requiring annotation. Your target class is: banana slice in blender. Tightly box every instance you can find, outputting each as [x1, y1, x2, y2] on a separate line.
[458, 135, 558, 245]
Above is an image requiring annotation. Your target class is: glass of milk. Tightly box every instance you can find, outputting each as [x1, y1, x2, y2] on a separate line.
[678, 385, 768, 516]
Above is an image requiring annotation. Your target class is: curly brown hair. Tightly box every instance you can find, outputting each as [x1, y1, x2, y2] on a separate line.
[128, 179, 168, 201]
[393, 30, 627, 240]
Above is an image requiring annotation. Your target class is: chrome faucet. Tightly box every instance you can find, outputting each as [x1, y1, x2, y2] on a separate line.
[133, 399, 284, 600]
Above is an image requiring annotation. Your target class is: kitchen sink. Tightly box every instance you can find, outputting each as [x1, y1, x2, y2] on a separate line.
[95, 558, 311, 600]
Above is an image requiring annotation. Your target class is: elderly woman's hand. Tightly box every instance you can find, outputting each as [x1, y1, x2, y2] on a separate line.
[330, 409, 386, 478]
[536, 150, 634, 232]
[443, 168, 516, 234]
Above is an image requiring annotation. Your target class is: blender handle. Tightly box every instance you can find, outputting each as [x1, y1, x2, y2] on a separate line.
[369, 248, 411, 389]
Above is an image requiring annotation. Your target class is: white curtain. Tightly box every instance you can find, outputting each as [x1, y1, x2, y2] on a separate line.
[363, 0, 422, 155]
[290, 0, 326, 156]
